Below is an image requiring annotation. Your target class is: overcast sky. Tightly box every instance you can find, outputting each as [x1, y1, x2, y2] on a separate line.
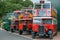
[31, 0, 48, 3]
[31, 0, 39, 3]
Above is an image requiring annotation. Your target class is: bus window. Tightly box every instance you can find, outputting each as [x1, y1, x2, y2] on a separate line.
[53, 19, 57, 24]
[33, 19, 42, 24]
[13, 12, 21, 19]
[43, 19, 52, 24]
[38, 9, 46, 16]
[35, 4, 41, 9]
[27, 10, 32, 13]
[43, 4, 50, 9]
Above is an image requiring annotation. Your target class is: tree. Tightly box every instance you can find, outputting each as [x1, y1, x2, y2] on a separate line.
[6, 0, 33, 7]
[0, 0, 33, 17]
[0, 1, 6, 17]
[22, 0, 33, 7]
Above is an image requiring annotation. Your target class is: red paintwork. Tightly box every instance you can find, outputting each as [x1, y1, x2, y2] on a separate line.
[32, 24, 39, 32]
[18, 12, 32, 31]
[10, 24, 14, 29]
[27, 23, 32, 30]
[19, 24, 23, 30]
[18, 22, 32, 31]
[32, 24, 56, 33]
[44, 24, 57, 32]
[16, 20, 19, 30]
[44, 24, 54, 31]
[16, 25, 19, 30]
[10, 10, 22, 30]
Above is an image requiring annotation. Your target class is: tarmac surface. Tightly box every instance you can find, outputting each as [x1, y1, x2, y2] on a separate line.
[0, 28, 60, 40]
[0, 28, 32, 40]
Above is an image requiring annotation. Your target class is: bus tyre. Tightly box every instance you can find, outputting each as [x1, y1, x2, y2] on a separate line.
[19, 30, 23, 35]
[11, 29, 14, 32]
[32, 32, 36, 39]
[54, 32, 57, 36]
[49, 34, 53, 39]
[6, 29, 9, 31]
[48, 30, 53, 39]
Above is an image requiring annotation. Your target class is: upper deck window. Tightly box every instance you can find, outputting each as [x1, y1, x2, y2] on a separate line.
[43, 4, 50, 9]
[27, 10, 32, 13]
[35, 4, 41, 9]
[13, 12, 21, 19]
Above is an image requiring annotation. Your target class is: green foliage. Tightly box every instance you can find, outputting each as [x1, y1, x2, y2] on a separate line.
[22, 0, 33, 7]
[0, 0, 33, 17]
